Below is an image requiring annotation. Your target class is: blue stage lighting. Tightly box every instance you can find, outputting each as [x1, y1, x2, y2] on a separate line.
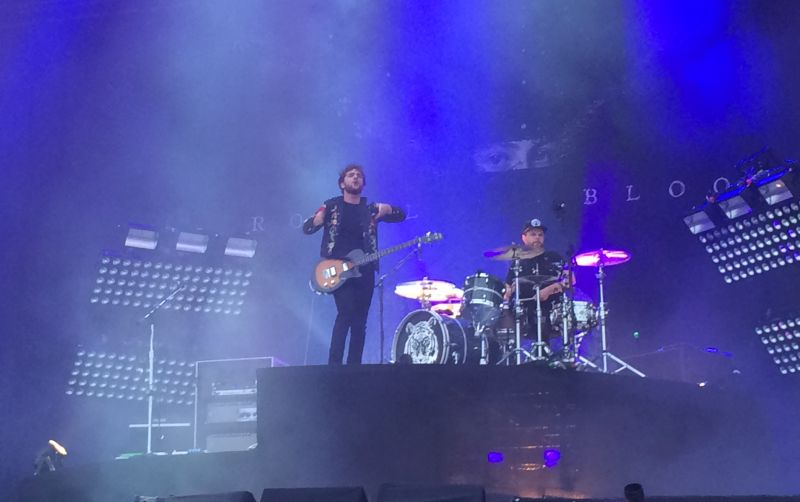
[543, 448, 561, 468]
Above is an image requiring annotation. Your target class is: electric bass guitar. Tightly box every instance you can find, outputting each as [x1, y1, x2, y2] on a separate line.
[310, 231, 443, 294]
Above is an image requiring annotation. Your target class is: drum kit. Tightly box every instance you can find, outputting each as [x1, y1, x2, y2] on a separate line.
[390, 245, 645, 376]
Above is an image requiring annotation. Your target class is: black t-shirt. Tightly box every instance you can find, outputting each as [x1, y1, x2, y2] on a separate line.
[505, 250, 564, 304]
[333, 201, 365, 258]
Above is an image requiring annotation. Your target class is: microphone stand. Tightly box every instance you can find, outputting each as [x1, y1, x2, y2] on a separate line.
[375, 245, 420, 364]
[140, 283, 185, 454]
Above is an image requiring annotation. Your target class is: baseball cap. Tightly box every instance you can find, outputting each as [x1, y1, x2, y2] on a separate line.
[522, 218, 547, 233]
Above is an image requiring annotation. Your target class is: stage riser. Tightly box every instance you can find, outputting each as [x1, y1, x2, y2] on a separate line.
[14, 366, 800, 501]
[255, 365, 787, 497]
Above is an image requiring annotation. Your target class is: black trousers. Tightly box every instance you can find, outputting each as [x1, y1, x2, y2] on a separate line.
[329, 271, 375, 364]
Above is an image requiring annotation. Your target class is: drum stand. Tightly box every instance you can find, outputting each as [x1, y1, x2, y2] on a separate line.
[529, 281, 550, 362]
[472, 322, 492, 365]
[558, 292, 575, 365]
[594, 262, 645, 377]
[497, 256, 537, 365]
[558, 258, 587, 368]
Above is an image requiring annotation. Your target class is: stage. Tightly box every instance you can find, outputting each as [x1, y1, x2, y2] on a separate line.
[14, 364, 799, 501]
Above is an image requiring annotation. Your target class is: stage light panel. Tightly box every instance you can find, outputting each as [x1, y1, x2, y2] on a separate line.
[91, 255, 249, 315]
[756, 317, 800, 375]
[66, 349, 196, 405]
[699, 201, 800, 283]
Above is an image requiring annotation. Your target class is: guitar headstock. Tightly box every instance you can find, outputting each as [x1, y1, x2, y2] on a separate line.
[418, 231, 443, 244]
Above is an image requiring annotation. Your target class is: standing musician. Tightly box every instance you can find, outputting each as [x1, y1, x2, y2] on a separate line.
[502, 218, 571, 340]
[303, 164, 406, 365]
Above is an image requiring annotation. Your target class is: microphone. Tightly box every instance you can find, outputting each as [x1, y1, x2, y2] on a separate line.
[415, 240, 423, 261]
[553, 200, 567, 219]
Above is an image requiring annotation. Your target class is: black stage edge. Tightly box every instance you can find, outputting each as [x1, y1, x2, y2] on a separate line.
[14, 365, 796, 501]
[254, 365, 780, 498]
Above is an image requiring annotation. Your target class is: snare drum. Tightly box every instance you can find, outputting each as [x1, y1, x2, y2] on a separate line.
[461, 273, 506, 327]
[392, 309, 494, 365]
[549, 300, 598, 333]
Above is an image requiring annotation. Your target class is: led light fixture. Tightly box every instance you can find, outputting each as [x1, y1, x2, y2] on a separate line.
[224, 237, 257, 258]
[125, 227, 159, 250]
[176, 232, 209, 254]
[756, 316, 800, 375]
[65, 349, 196, 405]
[89, 254, 251, 315]
[756, 166, 796, 206]
[697, 201, 800, 283]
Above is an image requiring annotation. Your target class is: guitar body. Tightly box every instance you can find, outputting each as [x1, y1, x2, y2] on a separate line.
[311, 249, 366, 294]
[308, 232, 443, 294]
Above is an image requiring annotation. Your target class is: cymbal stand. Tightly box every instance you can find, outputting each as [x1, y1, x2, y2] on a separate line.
[560, 288, 572, 362]
[497, 253, 534, 365]
[530, 279, 550, 361]
[375, 247, 419, 364]
[574, 331, 598, 369]
[595, 262, 645, 377]
[557, 257, 573, 363]
[559, 258, 585, 366]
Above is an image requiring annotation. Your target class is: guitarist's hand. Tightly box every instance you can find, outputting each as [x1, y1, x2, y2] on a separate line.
[312, 206, 326, 227]
[376, 203, 393, 219]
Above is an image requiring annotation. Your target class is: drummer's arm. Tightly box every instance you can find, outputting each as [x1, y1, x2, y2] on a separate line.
[539, 275, 576, 300]
[539, 282, 564, 301]
[503, 283, 513, 301]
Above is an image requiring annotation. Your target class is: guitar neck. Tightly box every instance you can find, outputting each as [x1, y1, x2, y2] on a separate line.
[354, 238, 420, 266]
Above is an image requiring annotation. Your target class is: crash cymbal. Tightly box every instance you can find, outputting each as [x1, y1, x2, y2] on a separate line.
[517, 274, 560, 286]
[574, 248, 631, 267]
[394, 280, 462, 302]
[484, 244, 541, 261]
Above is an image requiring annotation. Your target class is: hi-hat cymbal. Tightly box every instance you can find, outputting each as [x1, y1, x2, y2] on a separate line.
[394, 280, 462, 302]
[484, 244, 541, 261]
[574, 248, 631, 267]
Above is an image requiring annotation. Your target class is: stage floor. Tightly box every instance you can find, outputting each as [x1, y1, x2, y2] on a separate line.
[15, 364, 800, 501]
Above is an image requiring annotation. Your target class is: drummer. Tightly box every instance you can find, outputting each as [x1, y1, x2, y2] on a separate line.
[502, 218, 572, 337]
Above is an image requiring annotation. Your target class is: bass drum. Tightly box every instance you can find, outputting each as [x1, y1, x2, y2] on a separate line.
[393, 309, 490, 365]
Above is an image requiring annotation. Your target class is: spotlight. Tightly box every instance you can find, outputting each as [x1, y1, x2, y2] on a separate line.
[176, 232, 209, 254]
[224, 237, 257, 258]
[33, 440, 67, 475]
[756, 166, 796, 205]
[684, 202, 722, 234]
[125, 226, 158, 250]
[716, 183, 757, 220]
[543, 448, 561, 468]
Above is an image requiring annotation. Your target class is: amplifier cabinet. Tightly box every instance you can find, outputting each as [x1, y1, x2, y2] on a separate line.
[194, 356, 285, 451]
